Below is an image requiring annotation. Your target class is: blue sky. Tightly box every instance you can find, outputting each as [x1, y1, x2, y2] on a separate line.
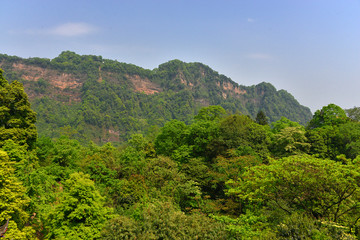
[1, 0, 360, 112]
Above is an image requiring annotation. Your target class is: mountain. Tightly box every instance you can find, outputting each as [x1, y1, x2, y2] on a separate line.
[0, 51, 312, 144]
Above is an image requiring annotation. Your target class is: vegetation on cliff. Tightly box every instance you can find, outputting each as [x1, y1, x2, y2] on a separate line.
[0, 51, 312, 144]
[1, 67, 360, 239]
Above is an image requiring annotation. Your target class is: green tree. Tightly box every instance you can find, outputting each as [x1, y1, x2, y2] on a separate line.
[307, 103, 348, 129]
[275, 212, 356, 239]
[144, 156, 201, 210]
[0, 150, 35, 239]
[194, 105, 226, 121]
[346, 106, 360, 122]
[0, 69, 37, 149]
[186, 119, 219, 159]
[255, 110, 268, 125]
[336, 122, 360, 159]
[46, 172, 112, 239]
[272, 126, 310, 157]
[228, 155, 360, 232]
[102, 201, 230, 239]
[209, 115, 270, 159]
[306, 125, 342, 160]
[208, 154, 262, 215]
[271, 116, 302, 134]
[48, 136, 83, 167]
[154, 120, 191, 162]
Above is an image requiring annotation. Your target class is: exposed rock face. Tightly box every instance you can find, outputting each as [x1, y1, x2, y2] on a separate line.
[0, 51, 313, 144]
[127, 74, 162, 95]
[12, 63, 82, 90]
[217, 81, 247, 99]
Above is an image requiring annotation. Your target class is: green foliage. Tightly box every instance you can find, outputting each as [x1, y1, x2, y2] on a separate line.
[194, 105, 226, 121]
[211, 212, 274, 239]
[307, 103, 349, 129]
[0, 69, 37, 149]
[228, 155, 360, 232]
[49, 136, 83, 167]
[1, 54, 313, 144]
[187, 119, 220, 159]
[276, 212, 356, 240]
[0, 150, 35, 239]
[217, 115, 255, 149]
[154, 120, 189, 161]
[346, 106, 360, 122]
[101, 215, 138, 239]
[181, 157, 210, 190]
[207, 154, 262, 215]
[271, 126, 310, 157]
[336, 122, 360, 159]
[46, 172, 112, 239]
[210, 115, 270, 159]
[4, 62, 360, 239]
[102, 201, 230, 240]
[305, 120, 360, 160]
[1, 139, 38, 182]
[255, 110, 268, 126]
[271, 116, 302, 133]
[144, 156, 201, 210]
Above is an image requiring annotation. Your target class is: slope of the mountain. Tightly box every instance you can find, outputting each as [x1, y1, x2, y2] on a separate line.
[0, 51, 312, 143]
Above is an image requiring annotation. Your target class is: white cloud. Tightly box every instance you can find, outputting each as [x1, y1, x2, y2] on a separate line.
[17, 22, 97, 37]
[48, 22, 97, 36]
[246, 53, 273, 60]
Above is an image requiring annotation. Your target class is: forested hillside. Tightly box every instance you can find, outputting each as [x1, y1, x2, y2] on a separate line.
[2, 68, 360, 239]
[0, 51, 312, 144]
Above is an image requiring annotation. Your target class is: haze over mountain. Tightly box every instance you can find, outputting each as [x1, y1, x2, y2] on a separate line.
[2, 1, 359, 112]
[0, 51, 311, 143]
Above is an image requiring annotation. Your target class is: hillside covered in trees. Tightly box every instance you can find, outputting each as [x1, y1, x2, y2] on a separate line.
[2, 67, 360, 239]
[0, 51, 312, 144]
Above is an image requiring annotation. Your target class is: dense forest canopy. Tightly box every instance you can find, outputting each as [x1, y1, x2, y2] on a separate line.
[1, 68, 360, 239]
[0, 51, 312, 145]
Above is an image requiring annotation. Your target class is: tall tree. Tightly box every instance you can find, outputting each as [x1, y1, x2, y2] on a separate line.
[255, 110, 268, 125]
[0, 150, 35, 239]
[0, 69, 37, 149]
[46, 172, 112, 239]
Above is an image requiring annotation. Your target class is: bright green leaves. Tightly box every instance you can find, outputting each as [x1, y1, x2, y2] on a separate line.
[0, 69, 37, 149]
[337, 122, 360, 159]
[187, 119, 219, 159]
[307, 103, 349, 129]
[0, 69, 7, 87]
[2, 69, 360, 240]
[228, 155, 360, 231]
[212, 115, 270, 159]
[102, 202, 230, 240]
[271, 116, 302, 133]
[47, 172, 112, 239]
[272, 126, 310, 157]
[155, 120, 190, 162]
[270, 117, 309, 157]
[194, 105, 226, 121]
[0, 150, 35, 239]
[155, 111, 270, 163]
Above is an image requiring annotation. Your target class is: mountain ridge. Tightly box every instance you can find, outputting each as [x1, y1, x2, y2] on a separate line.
[0, 51, 312, 143]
